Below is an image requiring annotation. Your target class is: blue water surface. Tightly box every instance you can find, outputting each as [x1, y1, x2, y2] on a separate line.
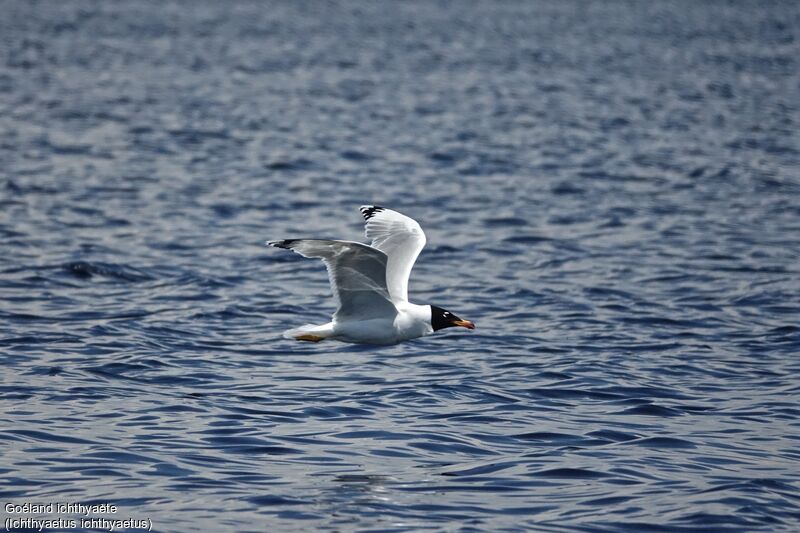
[1, 1, 799, 531]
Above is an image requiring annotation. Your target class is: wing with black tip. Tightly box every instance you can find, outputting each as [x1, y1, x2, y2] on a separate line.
[359, 206, 427, 303]
[267, 239, 397, 320]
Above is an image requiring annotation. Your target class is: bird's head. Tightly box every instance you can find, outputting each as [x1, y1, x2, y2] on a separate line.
[430, 305, 475, 332]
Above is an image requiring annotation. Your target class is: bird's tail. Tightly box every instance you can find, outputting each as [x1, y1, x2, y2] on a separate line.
[282, 323, 333, 342]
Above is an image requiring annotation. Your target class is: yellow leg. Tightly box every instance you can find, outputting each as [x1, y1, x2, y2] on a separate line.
[295, 334, 325, 342]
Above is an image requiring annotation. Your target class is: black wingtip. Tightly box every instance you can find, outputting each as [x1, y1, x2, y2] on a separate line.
[266, 239, 297, 249]
[359, 205, 385, 220]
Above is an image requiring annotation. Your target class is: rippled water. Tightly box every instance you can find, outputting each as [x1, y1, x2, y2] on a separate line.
[2, 1, 799, 531]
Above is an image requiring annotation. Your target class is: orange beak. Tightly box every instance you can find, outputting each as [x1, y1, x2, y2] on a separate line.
[453, 319, 475, 330]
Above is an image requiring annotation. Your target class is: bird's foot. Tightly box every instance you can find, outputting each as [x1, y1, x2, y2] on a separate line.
[295, 334, 325, 342]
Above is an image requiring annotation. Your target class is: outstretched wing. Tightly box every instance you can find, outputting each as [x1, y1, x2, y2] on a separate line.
[359, 206, 426, 303]
[267, 239, 397, 321]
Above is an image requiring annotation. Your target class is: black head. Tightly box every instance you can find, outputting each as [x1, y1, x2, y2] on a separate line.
[430, 305, 475, 332]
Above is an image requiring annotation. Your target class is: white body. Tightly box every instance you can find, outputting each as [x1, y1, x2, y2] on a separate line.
[292, 302, 433, 345]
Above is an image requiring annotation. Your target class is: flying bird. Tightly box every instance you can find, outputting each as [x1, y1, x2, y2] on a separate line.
[267, 206, 475, 345]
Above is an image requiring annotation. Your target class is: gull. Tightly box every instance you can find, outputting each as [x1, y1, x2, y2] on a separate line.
[267, 206, 475, 344]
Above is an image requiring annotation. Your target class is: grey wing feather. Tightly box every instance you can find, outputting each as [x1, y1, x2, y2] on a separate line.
[267, 239, 397, 321]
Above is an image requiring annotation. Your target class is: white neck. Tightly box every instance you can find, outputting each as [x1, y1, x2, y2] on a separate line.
[395, 301, 434, 338]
